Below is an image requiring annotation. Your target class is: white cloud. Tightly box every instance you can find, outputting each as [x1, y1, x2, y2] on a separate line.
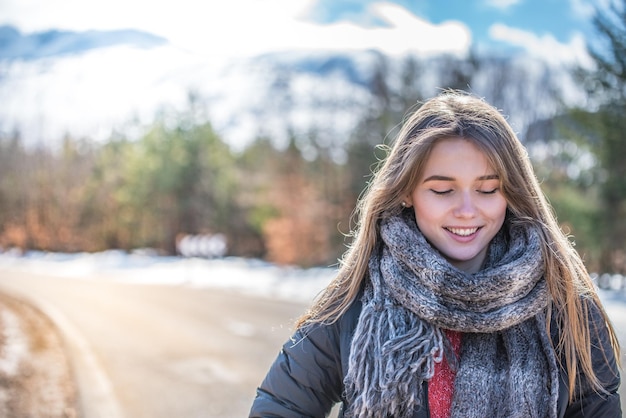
[488, 23, 593, 68]
[366, 3, 471, 55]
[0, 0, 471, 58]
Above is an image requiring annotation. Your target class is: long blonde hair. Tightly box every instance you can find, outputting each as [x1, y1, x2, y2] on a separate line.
[297, 89, 620, 399]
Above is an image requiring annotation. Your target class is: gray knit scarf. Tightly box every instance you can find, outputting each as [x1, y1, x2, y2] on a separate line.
[344, 212, 559, 417]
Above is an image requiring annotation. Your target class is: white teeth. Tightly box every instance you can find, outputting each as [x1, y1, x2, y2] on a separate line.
[447, 227, 478, 236]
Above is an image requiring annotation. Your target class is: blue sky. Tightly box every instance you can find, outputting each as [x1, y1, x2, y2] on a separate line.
[306, 0, 597, 55]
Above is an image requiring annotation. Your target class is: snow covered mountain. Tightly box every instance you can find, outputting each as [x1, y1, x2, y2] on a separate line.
[0, 25, 375, 150]
[0, 25, 166, 60]
[0, 25, 582, 151]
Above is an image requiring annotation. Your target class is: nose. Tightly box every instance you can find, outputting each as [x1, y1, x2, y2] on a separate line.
[453, 191, 477, 218]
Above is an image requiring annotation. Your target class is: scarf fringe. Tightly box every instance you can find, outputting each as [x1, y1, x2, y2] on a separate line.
[345, 298, 445, 417]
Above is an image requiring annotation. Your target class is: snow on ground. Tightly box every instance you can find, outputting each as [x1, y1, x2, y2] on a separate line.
[0, 250, 338, 305]
[0, 308, 27, 376]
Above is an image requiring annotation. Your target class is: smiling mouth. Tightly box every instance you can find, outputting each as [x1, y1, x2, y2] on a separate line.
[446, 227, 479, 237]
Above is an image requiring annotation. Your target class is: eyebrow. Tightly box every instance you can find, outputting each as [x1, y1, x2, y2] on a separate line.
[422, 174, 499, 183]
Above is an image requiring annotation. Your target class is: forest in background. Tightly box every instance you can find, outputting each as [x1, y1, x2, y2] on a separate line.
[0, 3, 625, 273]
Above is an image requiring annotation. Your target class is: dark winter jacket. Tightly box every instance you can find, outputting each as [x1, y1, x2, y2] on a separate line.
[249, 296, 621, 418]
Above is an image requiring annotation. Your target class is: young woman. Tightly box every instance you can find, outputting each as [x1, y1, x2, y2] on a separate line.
[249, 90, 622, 417]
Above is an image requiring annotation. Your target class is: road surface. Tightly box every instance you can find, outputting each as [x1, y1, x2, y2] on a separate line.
[0, 268, 624, 417]
[0, 269, 305, 418]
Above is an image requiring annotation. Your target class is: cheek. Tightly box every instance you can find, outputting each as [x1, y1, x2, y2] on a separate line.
[412, 196, 445, 222]
[488, 198, 508, 222]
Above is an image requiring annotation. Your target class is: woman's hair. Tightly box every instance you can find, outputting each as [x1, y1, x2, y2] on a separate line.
[297, 89, 620, 398]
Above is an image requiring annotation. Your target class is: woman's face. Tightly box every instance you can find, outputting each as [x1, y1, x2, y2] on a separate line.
[406, 137, 507, 273]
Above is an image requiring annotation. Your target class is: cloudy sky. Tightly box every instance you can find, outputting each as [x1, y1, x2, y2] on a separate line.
[0, 0, 605, 145]
[0, 0, 600, 65]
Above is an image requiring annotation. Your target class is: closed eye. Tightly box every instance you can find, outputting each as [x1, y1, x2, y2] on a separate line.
[478, 188, 499, 195]
[430, 189, 453, 195]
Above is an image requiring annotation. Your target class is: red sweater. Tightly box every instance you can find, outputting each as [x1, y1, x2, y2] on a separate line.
[428, 330, 463, 418]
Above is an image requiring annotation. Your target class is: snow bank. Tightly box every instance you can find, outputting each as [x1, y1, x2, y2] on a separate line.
[0, 250, 337, 304]
[1, 250, 625, 310]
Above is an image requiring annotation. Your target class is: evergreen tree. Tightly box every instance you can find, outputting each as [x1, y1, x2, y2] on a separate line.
[577, 0, 626, 273]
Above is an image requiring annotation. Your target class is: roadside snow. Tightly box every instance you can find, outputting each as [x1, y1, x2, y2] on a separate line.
[1, 250, 625, 312]
[0, 250, 337, 304]
[0, 309, 27, 376]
